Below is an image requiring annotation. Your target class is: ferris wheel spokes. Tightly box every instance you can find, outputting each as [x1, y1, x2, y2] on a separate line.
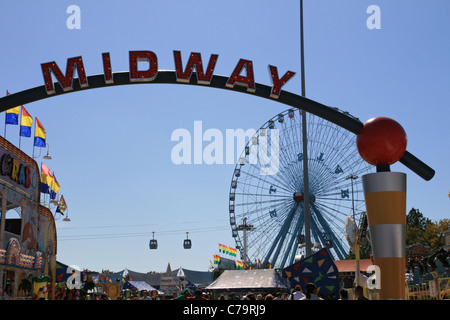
[229, 109, 374, 269]
[282, 205, 305, 267]
[261, 201, 300, 267]
[310, 203, 347, 259]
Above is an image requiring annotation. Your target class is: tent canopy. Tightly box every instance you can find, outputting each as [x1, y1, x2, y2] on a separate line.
[126, 267, 213, 288]
[55, 261, 71, 283]
[205, 269, 290, 292]
[282, 248, 340, 300]
[123, 281, 164, 295]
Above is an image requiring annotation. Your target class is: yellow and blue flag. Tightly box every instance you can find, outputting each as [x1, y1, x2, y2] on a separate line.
[50, 173, 61, 200]
[5, 107, 20, 125]
[20, 106, 33, 137]
[40, 163, 53, 194]
[56, 195, 67, 215]
[5, 91, 20, 125]
[34, 118, 46, 147]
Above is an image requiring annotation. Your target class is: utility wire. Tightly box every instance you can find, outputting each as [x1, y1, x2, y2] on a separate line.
[57, 218, 229, 230]
[57, 225, 230, 242]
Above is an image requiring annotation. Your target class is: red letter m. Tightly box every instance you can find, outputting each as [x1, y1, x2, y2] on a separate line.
[41, 56, 88, 95]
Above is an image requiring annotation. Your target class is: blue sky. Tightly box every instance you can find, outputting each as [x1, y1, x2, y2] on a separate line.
[0, 1, 448, 273]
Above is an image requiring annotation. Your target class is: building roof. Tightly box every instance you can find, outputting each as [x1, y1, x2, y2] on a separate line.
[333, 259, 373, 273]
[205, 269, 290, 292]
[126, 267, 213, 287]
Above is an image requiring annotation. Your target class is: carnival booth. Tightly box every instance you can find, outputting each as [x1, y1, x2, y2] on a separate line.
[205, 269, 290, 295]
[0, 137, 57, 300]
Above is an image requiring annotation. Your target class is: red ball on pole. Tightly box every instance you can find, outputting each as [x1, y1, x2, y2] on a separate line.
[356, 117, 407, 166]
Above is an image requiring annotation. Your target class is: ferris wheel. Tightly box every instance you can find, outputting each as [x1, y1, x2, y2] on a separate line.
[228, 108, 374, 269]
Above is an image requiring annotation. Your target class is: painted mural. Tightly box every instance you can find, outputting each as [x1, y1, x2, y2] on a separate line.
[0, 136, 56, 289]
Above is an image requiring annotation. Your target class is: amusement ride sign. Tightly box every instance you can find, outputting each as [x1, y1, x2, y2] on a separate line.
[0, 49, 434, 181]
[0, 152, 32, 189]
[40, 51, 296, 99]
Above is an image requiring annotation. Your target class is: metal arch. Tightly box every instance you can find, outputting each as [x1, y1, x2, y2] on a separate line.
[0, 70, 435, 181]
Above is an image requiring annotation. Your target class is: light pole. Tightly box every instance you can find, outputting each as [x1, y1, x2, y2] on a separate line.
[43, 143, 52, 159]
[236, 218, 254, 268]
[299, 0, 312, 257]
[346, 174, 358, 218]
[346, 174, 360, 285]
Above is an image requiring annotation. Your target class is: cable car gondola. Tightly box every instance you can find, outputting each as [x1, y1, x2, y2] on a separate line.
[149, 232, 158, 250]
[183, 232, 192, 249]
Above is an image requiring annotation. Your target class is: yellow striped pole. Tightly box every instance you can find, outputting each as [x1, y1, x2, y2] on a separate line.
[362, 171, 406, 299]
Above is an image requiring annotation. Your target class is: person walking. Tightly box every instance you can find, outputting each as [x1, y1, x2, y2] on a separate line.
[339, 289, 349, 300]
[140, 290, 151, 300]
[354, 286, 369, 300]
[188, 290, 208, 300]
[299, 283, 323, 300]
[176, 288, 191, 300]
[290, 285, 305, 300]
[2, 284, 12, 300]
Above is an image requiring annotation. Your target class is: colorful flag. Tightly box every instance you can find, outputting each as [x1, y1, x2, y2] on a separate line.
[50, 173, 61, 200]
[236, 260, 243, 269]
[5, 107, 20, 125]
[56, 195, 67, 215]
[5, 91, 20, 125]
[219, 243, 223, 253]
[40, 163, 53, 194]
[34, 118, 46, 147]
[20, 106, 33, 137]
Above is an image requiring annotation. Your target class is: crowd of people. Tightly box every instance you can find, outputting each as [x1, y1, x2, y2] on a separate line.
[171, 284, 370, 301]
[90, 284, 371, 301]
[1, 281, 371, 300]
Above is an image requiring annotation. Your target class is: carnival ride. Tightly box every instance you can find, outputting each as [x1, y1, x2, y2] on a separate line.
[228, 108, 373, 269]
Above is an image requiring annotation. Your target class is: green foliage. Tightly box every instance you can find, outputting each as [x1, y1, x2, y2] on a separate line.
[79, 280, 96, 300]
[101, 269, 113, 274]
[406, 208, 432, 230]
[405, 208, 448, 250]
[345, 242, 372, 260]
[19, 279, 32, 295]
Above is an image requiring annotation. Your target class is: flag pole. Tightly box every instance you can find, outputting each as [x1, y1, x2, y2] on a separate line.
[300, 0, 312, 257]
[32, 117, 36, 159]
[48, 174, 53, 208]
[18, 106, 22, 150]
[3, 91, 6, 138]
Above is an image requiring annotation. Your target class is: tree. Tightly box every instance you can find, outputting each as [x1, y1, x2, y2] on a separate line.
[406, 208, 449, 250]
[425, 218, 450, 250]
[345, 242, 372, 260]
[406, 208, 432, 230]
[101, 269, 114, 274]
